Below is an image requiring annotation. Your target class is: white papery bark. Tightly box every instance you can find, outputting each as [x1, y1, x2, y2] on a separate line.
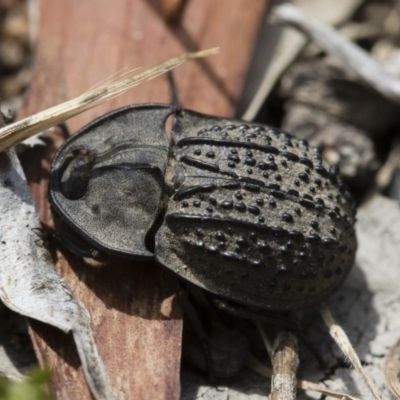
[0, 149, 114, 400]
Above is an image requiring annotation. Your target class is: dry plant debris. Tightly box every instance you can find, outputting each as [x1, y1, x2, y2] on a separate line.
[3, 1, 400, 399]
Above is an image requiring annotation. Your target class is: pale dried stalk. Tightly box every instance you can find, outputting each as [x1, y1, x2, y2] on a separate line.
[269, 330, 299, 400]
[319, 303, 382, 400]
[0, 48, 218, 152]
[272, 4, 400, 105]
[246, 355, 361, 400]
[384, 337, 400, 398]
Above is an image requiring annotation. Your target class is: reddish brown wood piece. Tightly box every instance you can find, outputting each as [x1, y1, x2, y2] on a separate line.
[18, 0, 267, 398]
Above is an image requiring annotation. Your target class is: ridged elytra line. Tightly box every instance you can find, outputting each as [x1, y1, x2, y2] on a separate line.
[281, 151, 300, 163]
[238, 176, 265, 186]
[176, 137, 280, 155]
[171, 179, 353, 227]
[180, 155, 219, 172]
[177, 154, 351, 219]
[166, 213, 341, 247]
[173, 184, 216, 200]
[172, 167, 351, 223]
[180, 175, 265, 187]
[176, 137, 348, 192]
[299, 157, 313, 169]
[180, 155, 239, 178]
[221, 181, 241, 189]
[166, 213, 294, 237]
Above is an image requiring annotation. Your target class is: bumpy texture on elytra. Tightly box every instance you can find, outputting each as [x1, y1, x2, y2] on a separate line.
[50, 104, 357, 312]
[156, 109, 357, 311]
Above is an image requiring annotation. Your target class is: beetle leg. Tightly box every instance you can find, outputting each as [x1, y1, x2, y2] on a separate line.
[52, 230, 104, 260]
[211, 298, 328, 370]
[167, 71, 181, 108]
[57, 122, 70, 140]
[31, 227, 48, 248]
[211, 298, 300, 331]
[176, 282, 216, 384]
[297, 334, 328, 371]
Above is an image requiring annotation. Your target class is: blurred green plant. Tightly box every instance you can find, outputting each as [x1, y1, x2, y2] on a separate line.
[0, 369, 52, 400]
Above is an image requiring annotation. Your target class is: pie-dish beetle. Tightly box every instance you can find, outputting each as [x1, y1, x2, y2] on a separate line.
[49, 103, 357, 313]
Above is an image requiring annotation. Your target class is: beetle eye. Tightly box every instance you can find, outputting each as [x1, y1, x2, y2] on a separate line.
[59, 148, 95, 200]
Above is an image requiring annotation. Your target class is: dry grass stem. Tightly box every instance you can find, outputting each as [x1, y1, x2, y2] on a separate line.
[0, 48, 218, 152]
[319, 303, 382, 400]
[384, 337, 400, 398]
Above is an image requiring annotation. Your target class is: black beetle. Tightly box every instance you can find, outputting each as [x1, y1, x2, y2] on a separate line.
[49, 103, 356, 313]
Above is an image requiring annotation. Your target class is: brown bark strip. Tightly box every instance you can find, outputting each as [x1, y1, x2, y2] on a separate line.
[270, 330, 299, 400]
[17, 0, 267, 399]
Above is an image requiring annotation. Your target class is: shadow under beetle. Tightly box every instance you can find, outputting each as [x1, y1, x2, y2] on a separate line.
[49, 103, 357, 313]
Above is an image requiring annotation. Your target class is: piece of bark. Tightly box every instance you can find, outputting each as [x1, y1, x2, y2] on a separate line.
[16, 0, 266, 399]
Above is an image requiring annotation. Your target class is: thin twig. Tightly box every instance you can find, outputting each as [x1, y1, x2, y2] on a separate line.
[363, 140, 400, 203]
[384, 337, 400, 398]
[374, 140, 400, 190]
[0, 48, 218, 152]
[319, 303, 382, 400]
[246, 355, 361, 400]
[272, 4, 400, 105]
[269, 329, 299, 400]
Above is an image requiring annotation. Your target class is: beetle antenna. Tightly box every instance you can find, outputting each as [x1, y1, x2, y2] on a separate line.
[176, 281, 216, 384]
[167, 70, 181, 108]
